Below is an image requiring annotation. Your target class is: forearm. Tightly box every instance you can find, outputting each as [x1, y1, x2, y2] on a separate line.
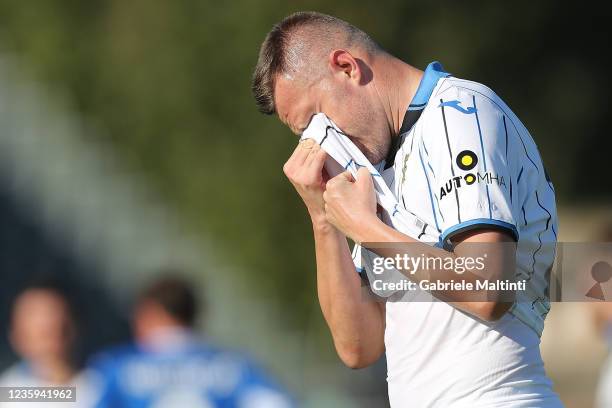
[312, 219, 385, 367]
[357, 217, 514, 321]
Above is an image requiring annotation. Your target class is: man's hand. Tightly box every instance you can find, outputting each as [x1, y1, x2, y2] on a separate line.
[283, 139, 329, 225]
[323, 167, 379, 243]
[284, 142, 385, 368]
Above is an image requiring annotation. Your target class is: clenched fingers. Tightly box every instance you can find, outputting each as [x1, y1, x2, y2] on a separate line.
[283, 139, 317, 175]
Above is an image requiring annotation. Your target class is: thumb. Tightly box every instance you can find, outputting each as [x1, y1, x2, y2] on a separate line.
[355, 167, 373, 189]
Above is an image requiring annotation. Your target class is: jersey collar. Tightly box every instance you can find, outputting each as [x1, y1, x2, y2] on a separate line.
[384, 61, 450, 168]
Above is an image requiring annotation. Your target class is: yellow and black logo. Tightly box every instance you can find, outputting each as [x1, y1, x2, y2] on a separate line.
[464, 173, 476, 185]
[456, 150, 478, 171]
[438, 150, 506, 200]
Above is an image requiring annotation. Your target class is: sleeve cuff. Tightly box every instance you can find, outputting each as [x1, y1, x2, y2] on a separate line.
[439, 218, 518, 251]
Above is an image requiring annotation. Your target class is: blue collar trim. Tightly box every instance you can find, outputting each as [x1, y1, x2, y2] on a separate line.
[384, 61, 450, 169]
[408, 61, 450, 110]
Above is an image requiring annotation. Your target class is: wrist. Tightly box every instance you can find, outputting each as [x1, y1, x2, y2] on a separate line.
[308, 206, 327, 224]
[309, 210, 342, 237]
[353, 214, 385, 244]
[311, 217, 335, 235]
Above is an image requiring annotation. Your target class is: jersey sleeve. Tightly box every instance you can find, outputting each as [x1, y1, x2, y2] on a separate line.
[419, 86, 518, 249]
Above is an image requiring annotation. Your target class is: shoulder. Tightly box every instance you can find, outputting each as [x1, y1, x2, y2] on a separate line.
[202, 348, 287, 391]
[420, 77, 509, 124]
[434, 77, 505, 106]
[417, 78, 512, 153]
[203, 346, 266, 378]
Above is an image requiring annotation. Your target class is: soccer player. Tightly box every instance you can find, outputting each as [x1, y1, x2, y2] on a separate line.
[252, 12, 562, 407]
[89, 276, 292, 408]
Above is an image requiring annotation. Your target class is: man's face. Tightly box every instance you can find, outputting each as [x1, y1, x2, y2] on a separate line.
[274, 65, 391, 164]
[10, 290, 74, 362]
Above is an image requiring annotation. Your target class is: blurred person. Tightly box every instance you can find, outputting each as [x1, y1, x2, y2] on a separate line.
[90, 275, 293, 408]
[592, 225, 612, 408]
[0, 281, 99, 407]
[594, 301, 612, 408]
[252, 11, 562, 407]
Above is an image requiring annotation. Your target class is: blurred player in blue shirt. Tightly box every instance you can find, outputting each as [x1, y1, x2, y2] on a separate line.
[90, 276, 293, 408]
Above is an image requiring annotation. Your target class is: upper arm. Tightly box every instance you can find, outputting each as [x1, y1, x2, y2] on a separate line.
[453, 228, 517, 320]
[453, 227, 516, 278]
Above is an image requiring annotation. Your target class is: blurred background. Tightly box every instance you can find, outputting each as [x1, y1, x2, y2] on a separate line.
[0, 1, 610, 407]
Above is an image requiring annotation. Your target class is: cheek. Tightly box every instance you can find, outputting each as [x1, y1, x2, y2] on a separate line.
[324, 97, 367, 135]
[321, 88, 385, 150]
[351, 101, 379, 143]
[320, 84, 355, 130]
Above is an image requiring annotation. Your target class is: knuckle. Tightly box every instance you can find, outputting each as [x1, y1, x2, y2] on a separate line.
[284, 172, 296, 183]
[282, 162, 292, 175]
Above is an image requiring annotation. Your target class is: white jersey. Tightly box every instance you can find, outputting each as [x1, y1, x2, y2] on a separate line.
[365, 62, 561, 407]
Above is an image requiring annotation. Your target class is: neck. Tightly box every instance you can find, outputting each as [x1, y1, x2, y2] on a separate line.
[373, 54, 423, 138]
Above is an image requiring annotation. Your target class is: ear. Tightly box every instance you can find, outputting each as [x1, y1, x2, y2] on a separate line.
[328, 49, 361, 82]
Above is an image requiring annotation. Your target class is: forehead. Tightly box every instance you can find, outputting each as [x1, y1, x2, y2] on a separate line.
[14, 290, 67, 314]
[274, 75, 315, 131]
